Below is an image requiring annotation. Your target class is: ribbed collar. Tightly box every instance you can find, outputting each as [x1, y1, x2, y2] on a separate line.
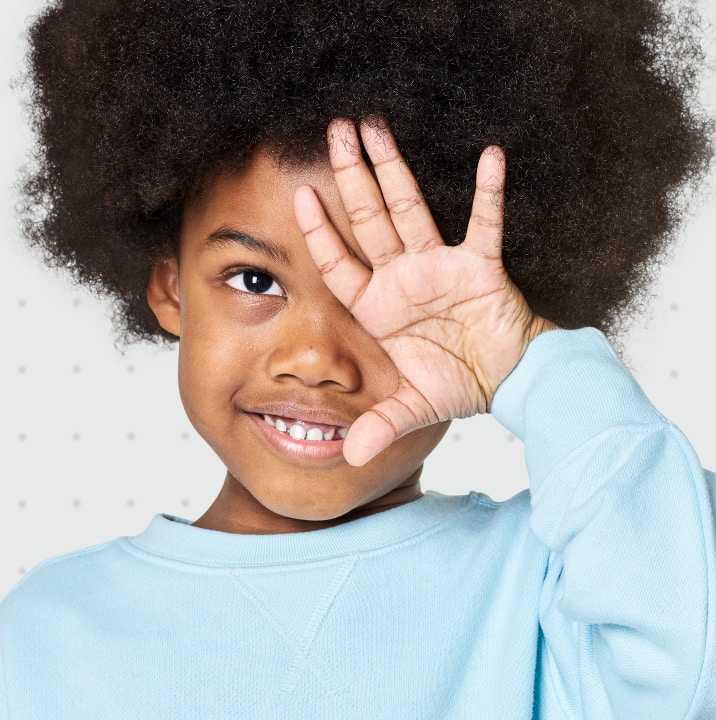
[125, 491, 469, 566]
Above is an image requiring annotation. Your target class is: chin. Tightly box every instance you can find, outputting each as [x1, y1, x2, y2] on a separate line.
[272, 500, 356, 523]
[262, 490, 369, 524]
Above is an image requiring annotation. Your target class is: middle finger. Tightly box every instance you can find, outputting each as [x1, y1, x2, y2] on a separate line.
[359, 117, 442, 252]
[327, 118, 404, 269]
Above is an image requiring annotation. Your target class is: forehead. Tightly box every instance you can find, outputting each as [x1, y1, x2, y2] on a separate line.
[179, 148, 363, 263]
[184, 150, 335, 225]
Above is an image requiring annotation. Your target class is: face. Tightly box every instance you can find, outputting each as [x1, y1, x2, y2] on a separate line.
[149, 149, 449, 533]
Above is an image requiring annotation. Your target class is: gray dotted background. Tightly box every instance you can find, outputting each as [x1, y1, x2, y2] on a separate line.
[1, 1, 715, 598]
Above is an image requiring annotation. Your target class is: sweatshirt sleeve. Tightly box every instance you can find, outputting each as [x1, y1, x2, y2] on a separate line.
[0, 652, 6, 720]
[491, 328, 716, 720]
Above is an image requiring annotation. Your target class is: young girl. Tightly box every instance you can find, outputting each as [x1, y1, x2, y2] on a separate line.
[1, 0, 714, 718]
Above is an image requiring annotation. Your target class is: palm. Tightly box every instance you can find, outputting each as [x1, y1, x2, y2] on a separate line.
[294, 119, 548, 466]
[351, 246, 505, 417]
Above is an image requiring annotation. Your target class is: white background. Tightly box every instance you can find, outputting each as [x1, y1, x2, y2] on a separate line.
[1, 0, 715, 598]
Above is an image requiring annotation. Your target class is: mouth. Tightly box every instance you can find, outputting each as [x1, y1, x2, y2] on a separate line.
[246, 410, 351, 463]
[261, 414, 349, 443]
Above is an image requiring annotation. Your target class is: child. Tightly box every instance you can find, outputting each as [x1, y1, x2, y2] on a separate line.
[2, 0, 714, 718]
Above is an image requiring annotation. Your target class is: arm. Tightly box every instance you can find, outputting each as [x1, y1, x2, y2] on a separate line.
[293, 118, 715, 716]
[493, 327, 716, 719]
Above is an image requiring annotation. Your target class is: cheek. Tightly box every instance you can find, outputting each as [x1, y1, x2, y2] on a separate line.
[348, 331, 402, 399]
[398, 421, 451, 460]
[375, 421, 451, 480]
[176, 309, 265, 426]
[178, 277, 278, 378]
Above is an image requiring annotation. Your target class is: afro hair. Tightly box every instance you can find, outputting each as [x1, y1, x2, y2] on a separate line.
[21, 0, 713, 343]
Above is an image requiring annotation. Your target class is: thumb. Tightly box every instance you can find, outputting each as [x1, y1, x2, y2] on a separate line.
[343, 385, 438, 466]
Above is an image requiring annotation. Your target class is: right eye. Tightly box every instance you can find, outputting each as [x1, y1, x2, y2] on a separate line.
[226, 270, 284, 296]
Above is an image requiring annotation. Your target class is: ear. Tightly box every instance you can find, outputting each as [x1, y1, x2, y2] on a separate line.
[147, 256, 181, 337]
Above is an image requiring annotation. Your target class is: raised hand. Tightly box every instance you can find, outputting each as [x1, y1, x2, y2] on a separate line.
[293, 118, 555, 467]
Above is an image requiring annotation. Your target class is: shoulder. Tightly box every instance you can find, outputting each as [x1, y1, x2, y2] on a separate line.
[469, 489, 535, 546]
[462, 488, 532, 526]
[420, 489, 531, 532]
[421, 490, 540, 561]
[0, 537, 129, 631]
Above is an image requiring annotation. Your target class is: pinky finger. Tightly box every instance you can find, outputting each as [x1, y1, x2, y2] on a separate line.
[294, 185, 372, 312]
[463, 146, 506, 262]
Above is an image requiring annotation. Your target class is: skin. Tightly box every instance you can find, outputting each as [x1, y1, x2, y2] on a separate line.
[147, 118, 555, 534]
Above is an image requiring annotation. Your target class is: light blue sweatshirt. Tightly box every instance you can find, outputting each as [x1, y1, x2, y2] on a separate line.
[1, 329, 714, 719]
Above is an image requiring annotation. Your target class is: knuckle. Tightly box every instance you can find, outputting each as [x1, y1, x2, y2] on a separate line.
[469, 210, 503, 229]
[347, 203, 384, 226]
[332, 156, 363, 173]
[344, 280, 369, 313]
[476, 186, 505, 208]
[370, 248, 402, 268]
[404, 233, 437, 254]
[315, 251, 348, 276]
[301, 221, 325, 238]
[369, 153, 401, 169]
[387, 193, 424, 216]
[371, 406, 400, 435]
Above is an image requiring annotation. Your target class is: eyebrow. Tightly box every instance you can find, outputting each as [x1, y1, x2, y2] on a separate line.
[203, 226, 289, 264]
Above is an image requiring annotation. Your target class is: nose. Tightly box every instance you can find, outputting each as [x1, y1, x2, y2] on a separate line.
[266, 313, 361, 392]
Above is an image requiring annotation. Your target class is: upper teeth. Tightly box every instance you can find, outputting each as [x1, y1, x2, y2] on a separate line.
[263, 415, 347, 442]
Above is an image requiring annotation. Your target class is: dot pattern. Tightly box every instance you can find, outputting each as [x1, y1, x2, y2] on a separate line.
[1, 0, 715, 599]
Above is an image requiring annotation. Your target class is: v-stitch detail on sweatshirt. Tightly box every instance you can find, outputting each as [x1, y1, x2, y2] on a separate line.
[227, 556, 357, 696]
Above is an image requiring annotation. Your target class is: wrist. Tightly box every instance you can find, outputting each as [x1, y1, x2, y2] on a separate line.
[481, 315, 560, 409]
[528, 315, 560, 343]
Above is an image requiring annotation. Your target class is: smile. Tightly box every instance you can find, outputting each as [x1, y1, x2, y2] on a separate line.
[262, 414, 348, 442]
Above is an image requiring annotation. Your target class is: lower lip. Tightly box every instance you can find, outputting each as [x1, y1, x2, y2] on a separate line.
[247, 413, 347, 462]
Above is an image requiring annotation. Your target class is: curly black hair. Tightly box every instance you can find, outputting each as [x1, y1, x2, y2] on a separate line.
[21, 0, 712, 343]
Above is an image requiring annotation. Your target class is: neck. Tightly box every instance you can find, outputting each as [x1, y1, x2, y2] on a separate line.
[192, 470, 423, 535]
